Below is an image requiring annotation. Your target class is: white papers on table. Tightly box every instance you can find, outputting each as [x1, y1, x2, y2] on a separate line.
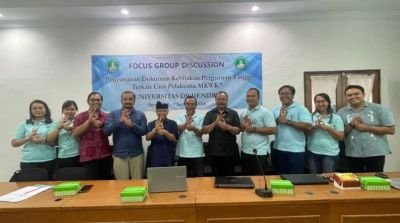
[0, 184, 52, 202]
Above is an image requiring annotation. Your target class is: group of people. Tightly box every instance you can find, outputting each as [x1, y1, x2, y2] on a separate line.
[11, 84, 396, 180]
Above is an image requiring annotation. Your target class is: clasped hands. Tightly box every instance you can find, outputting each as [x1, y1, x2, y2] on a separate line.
[276, 108, 290, 124]
[25, 128, 43, 144]
[242, 115, 255, 133]
[184, 115, 196, 132]
[152, 118, 169, 136]
[120, 109, 133, 127]
[88, 107, 103, 128]
[215, 113, 232, 131]
[350, 116, 369, 132]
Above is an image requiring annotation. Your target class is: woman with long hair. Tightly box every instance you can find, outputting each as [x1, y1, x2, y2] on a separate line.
[11, 99, 57, 178]
[307, 93, 344, 173]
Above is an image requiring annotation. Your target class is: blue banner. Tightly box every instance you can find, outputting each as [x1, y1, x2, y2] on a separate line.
[92, 53, 262, 111]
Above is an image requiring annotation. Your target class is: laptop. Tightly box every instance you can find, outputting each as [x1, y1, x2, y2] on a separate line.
[147, 166, 187, 193]
[390, 178, 400, 190]
[214, 176, 255, 188]
[280, 174, 329, 185]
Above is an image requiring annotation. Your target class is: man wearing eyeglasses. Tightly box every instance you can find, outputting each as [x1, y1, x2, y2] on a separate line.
[72, 92, 112, 180]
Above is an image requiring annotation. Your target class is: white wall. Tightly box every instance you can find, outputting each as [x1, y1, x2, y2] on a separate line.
[1, 18, 399, 181]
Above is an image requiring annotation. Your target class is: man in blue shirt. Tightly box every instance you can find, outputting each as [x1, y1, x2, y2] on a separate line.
[176, 96, 205, 177]
[240, 88, 276, 175]
[272, 85, 312, 174]
[104, 91, 147, 179]
[337, 85, 396, 172]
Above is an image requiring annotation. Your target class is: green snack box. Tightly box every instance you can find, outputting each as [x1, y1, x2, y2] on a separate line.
[120, 186, 147, 202]
[270, 180, 294, 195]
[53, 182, 81, 197]
[359, 176, 391, 191]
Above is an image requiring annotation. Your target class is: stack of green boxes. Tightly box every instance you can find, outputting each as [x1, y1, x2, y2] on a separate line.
[120, 186, 147, 203]
[53, 182, 81, 197]
[270, 180, 294, 195]
[359, 176, 391, 191]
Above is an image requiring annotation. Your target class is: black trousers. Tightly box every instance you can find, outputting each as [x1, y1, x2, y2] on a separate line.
[347, 156, 385, 172]
[81, 156, 113, 180]
[241, 152, 270, 176]
[209, 155, 235, 176]
[20, 159, 56, 180]
[57, 155, 81, 169]
[178, 157, 204, 177]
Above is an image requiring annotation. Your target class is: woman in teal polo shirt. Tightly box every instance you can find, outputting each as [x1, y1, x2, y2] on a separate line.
[47, 100, 80, 169]
[307, 93, 344, 173]
[11, 99, 57, 178]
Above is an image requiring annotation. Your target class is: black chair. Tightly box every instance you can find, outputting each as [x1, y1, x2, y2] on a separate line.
[53, 167, 89, 181]
[9, 168, 49, 182]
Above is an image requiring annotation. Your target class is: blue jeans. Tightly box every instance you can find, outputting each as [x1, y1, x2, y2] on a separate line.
[271, 149, 305, 174]
[307, 151, 338, 174]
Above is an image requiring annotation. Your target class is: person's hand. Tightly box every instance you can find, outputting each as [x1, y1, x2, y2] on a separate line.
[120, 109, 133, 127]
[242, 116, 253, 132]
[316, 121, 329, 130]
[354, 123, 369, 132]
[58, 117, 70, 130]
[215, 113, 225, 125]
[352, 115, 362, 126]
[277, 108, 289, 124]
[30, 134, 43, 144]
[185, 116, 195, 131]
[218, 119, 231, 131]
[25, 128, 38, 143]
[88, 108, 98, 123]
[157, 128, 168, 136]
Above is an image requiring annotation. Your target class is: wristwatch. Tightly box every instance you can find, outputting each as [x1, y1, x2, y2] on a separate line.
[349, 123, 355, 128]
[252, 127, 257, 132]
[287, 120, 292, 126]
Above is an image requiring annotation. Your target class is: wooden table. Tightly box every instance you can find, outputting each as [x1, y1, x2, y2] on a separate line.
[1, 174, 400, 223]
[0, 179, 196, 223]
[195, 174, 400, 223]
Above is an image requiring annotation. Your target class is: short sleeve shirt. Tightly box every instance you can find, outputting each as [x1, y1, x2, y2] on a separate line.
[147, 119, 179, 167]
[14, 120, 57, 162]
[307, 113, 344, 156]
[73, 111, 112, 162]
[272, 102, 312, 153]
[176, 112, 205, 158]
[203, 107, 240, 156]
[57, 120, 79, 159]
[337, 102, 395, 157]
[240, 105, 276, 155]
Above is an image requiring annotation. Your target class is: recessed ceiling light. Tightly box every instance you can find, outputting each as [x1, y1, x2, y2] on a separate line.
[0, 13, 3, 17]
[251, 6, 259, 12]
[121, 9, 129, 15]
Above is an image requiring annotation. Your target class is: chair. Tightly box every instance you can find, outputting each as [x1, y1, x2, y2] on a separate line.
[9, 168, 49, 182]
[53, 167, 89, 181]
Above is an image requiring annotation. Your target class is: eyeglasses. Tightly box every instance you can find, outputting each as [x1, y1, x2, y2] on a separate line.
[89, 99, 102, 102]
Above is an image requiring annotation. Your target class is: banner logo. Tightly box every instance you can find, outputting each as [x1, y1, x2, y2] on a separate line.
[106, 58, 120, 73]
[234, 56, 248, 70]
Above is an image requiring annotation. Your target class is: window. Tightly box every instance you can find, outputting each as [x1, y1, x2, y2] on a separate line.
[304, 70, 380, 112]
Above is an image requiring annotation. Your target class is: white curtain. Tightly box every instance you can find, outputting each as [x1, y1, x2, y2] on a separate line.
[310, 75, 339, 112]
[346, 73, 375, 102]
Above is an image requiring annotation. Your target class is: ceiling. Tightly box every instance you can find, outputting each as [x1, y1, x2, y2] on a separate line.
[1, 0, 400, 27]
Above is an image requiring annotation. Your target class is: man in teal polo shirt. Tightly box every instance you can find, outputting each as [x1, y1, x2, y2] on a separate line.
[176, 96, 204, 177]
[337, 85, 396, 172]
[272, 85, 313, 174]
[240, 88, 276, 175]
